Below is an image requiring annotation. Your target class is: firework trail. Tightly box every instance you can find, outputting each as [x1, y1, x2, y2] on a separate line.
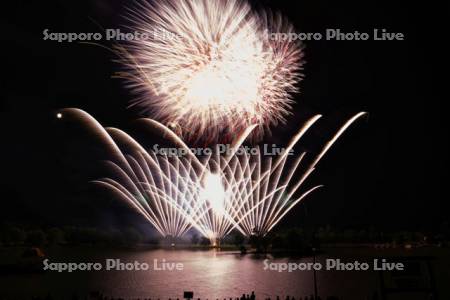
[227, 112, 367, 237]
[115, 0, 303, 143]
[57, 108, 192, 237]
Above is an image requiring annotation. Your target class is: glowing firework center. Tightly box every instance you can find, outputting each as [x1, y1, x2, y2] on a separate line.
[201, 173, 228, 245]
[203, 173, 227, 217]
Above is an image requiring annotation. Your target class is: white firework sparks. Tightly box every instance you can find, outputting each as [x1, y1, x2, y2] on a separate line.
[59, 109, 365, 243]
[227, 112, 367, 236]
[116, 0, 303, 143]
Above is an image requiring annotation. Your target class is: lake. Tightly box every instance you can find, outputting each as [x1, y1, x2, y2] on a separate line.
[1, 247, 448, 300]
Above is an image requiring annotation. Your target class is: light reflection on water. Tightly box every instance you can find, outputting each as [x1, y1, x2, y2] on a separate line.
[2, 249, 375, 300]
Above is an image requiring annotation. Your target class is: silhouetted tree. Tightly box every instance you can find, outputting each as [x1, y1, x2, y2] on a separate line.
[122, 228, 142, 245]
[9, 227, 27, 245]
[232, 233, 245, 247]
[200, 237, 210, 245]
[27, 230, 46, 246]
[191, 233, 199, 245]
[47, 227, 65, 245]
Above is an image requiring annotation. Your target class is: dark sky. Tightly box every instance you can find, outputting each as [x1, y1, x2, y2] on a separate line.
[0, 0, 447, 232]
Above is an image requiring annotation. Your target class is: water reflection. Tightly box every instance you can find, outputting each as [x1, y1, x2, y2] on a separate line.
[2, 249, 375, 300]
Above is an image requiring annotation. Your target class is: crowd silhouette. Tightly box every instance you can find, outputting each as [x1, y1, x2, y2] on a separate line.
[25, 291, 341, 300]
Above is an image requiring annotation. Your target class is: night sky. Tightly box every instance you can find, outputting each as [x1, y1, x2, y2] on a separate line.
[1, 0, 447, 233]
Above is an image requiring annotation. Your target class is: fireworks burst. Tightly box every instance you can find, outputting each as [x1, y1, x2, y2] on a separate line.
[116, 0, 303, 143]
[59, 109, 366, 243]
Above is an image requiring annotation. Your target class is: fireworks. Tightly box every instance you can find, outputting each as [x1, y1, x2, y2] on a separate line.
[58, 0, 366, 244]
[60, 109, 365, 243]
[116, 0, 303, 143]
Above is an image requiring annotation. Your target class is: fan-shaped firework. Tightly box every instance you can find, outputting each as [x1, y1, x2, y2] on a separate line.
[58, 109, 365, 243]
[116, 0, 303, 143]
[228, 112, 367, 237]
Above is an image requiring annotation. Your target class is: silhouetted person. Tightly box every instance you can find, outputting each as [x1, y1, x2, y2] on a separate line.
[250, 292, 255, 300]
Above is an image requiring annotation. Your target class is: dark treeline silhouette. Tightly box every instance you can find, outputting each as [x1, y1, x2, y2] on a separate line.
[1, 222, 449, 249]
[226, 224, 449, 253]
[0, 224, 160, 247]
